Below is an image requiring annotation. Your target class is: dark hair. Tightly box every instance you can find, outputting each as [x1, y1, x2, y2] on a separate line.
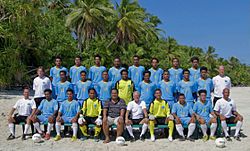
[163, 70, 169, 74]
[88, 88, 97, 94]
[94, 54, 101, 60]
[75, 55, 82, 61]
[102, 70, 108, 74]
[154, 89, 161, 93]
[182, 69, 190, 74]
[111, 88, 119, 94]
[172, 58, 179, 62]
[178, 93, 185, 98]
[55, 56, 62, 61]
[198, 89, 207, 95]
[23, 86, 29, 91]
[151, 57, 159, 63]
[200, 66, 208, 72]
[80, 70, 87, 75]
[60, 70, 67, 75]
[37, 66, 45, 72]
[120, 69, 128, 75]
[44, 89, 52, 94]
[133, 55, 140, 59]
[114, 56, 121, 61]
[66, 88, 74, 94]
[143, 70, 151, 77]
[190, 56, 199, 62]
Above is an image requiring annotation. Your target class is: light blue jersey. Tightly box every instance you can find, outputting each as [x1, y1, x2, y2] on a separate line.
[69, 65, 87, 84]
[128, 65, 145, 90]
[108, 67, 125, 84]
[38, 99, 58, 116]
[193, 100, 213, 118]
[59, 100, 80, 118]
[96, 81, 114, 105]
[172, 102, 194, 118]
[88, 66, 106, 87]
[75, 80, 92, 101]
[149, 68, 164, 84]
[55, 81, 73, 102]
[177, 80, 197, 104]
[196, 78, 213, 100]
[168, 67, 183, 84]
[158, 80, 176, 109]
[138, 81, 157, 108]
[189, 67, 200, 82]
[50, 66, 68, 86]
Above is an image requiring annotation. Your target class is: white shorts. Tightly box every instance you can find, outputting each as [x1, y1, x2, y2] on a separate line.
[108, 116, 120, 126]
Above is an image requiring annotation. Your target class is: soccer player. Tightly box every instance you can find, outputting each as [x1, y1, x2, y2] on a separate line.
[108, 57, 125, 84]
[55, 70, 73, 104]
[128, 55, 145, 90]
[78, 88, 102, 142]
[116, 69, 134, 105]
[33, 66, 51, 107]
[30, 89, 58, 140]
[196, 66, 213, 103]
[149, 58, 163, 84]
[7, 87, 36, 140]
[102, 88, 126, 143]
[177, 69, 197, 108]
[193, 90, 217, 141]
[96, 71, 113, 106]
[158, 70, 176, 110]
[189, 56, 200, 82]
[69, 56, 87, 95]
[168, 58, 183, 84]
[149, 89, 174, 142]
[172, 94, 196, 141]
[212, 65, 231, 106]
[88, 54, 106, 90]
[125, 91, 148, 142]
[54, 89, 80, 141]
[50, 56, 68, 99]
[75, 71, 92, 106]
[214, 88, 243, 141]
[138, 71, 157, 109]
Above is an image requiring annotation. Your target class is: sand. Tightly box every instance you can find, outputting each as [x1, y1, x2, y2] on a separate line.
[0, 87, 249, 151]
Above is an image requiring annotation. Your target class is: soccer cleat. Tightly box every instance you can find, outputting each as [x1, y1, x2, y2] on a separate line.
[94, 136, 100, 142]
[7, 134, 15, 140]
[225, 136, 232, 141]
[80, 136, 88, 141]
[209, 136, 216, 140]
[44, 133, 50, 140]
[22, 134, 27, 140]
[151, 135, 155, 142]
[202, 135, 208, 142]
[71, 136, 77, 142]
[168, 136, 173, 142]
[179, 136, 185, 141]
[140, 134, 145, 141]
[234, 136, 241, 141]
[129, 136, 136, 142]
[54, 135, 61, 141]
[187, 137, 195, 142]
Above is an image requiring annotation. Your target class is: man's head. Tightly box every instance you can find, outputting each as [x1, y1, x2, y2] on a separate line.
[23, 86, 30, 99]
[143, 70, 151, 82]
[163, 70, 170, 81]
[178, 93, 186, 105]
[133, 91, 140, 102]
[60, 70, 67, 81]
[55, 56, 62, 67]
[102, 70, 109, 81]
[133, 55, 140, 66]
[223, 88, 230, 100]
[200, 66, 208, 79]
[218, 65, 225, 76]
[88, 88, 96, 99]
[121, 69, 128, 80]
[44, 89, 52, 100]
[198, 90, 207, 102]
[191, 56, 199, 69]
[111, 88, 119, 100]
[172, 58, 180, 68]
[94, 54, 101, 66]
[75, 55, 82, 66]
[80, 70, 87, 81]
[114, 57, 121, 68]
[154, 89, 162, 100]
[151, 58, 159, 69]
[67, 89, 74, 101]
[182, 69, 190, 80]
[37, 66, 45, 77]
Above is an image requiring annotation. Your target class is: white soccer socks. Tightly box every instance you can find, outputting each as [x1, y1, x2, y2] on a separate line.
[221, 120, 229, 137]
[8, 123, 15, 136]
[47, 123, 54, 134]
[126, 125, 134, 137]
[72, 123, 78, 137]
[55, 122, 61, 136]
[24, 124, 30, 134]
[210, 123, 217, 137]
[235, 121, 243, 137]
[33, 122, 42, 134]
[187, 123, 196, 138]
[200, 124, 207, 136]
[140, 123, 148, 137]
[176, 124, 184, 137]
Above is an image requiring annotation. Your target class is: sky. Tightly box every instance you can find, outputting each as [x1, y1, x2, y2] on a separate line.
[115, 0, 250, 65]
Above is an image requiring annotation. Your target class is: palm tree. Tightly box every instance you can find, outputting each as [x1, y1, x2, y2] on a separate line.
[66, 0, 114, 51]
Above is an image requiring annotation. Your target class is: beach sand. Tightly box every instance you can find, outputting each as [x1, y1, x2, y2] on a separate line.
[0, 87, 249, 151]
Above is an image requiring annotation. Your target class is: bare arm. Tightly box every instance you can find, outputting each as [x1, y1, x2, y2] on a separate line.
[8, 108, 16, 118]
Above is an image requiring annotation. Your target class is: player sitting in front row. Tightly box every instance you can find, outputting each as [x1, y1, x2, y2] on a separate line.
[193, 90, 217, 141]
[78, 88, 102, 142]
[54, 89, 80, 141]
[7, 87, 36, 140]
[149, 89, 174, 142]
[172, 94, 196, 141]
[125, 91, 148, 142]
[30, 89, 58, 140]
[214, 88, 244, 141]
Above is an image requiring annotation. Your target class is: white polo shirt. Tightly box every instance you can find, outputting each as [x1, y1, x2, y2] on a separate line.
[13, 98, 36, 116]
[33, 76, 51, 98]
[214, 98, 236, 118]
[212, 75, 231, 98]
[127, 100, 146, 119]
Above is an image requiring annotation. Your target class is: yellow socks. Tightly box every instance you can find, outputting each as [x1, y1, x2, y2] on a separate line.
[149, 120, 155, 136]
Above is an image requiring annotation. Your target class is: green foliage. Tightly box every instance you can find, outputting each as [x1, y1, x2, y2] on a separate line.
[0, 0, 250, 88]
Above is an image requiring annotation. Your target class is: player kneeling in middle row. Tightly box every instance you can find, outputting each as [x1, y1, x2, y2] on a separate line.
[193, 90, 217, 141]
[78, 88, 102, 142]
[125, 91, 148, 142]
[149, 89, 174, 142]
[54, 89, 80, 141]
[30, 89, 58, 140]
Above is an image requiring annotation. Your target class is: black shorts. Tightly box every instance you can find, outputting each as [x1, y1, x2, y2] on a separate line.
[131, 118, 143, 125]
[226, 116, 236, 124]
[155, 117, 166, 125]
[13, 115, 28, 124]
[85, 116, 98, 124]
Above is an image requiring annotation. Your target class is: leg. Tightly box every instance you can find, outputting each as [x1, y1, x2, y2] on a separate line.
[54, 117, 63, 141]
[116, 117, 124, 137]
[71, 118, 78, 141]
[187, 117, 196, 141]
[102, 117, 111, 143]
[23, 117, 32, 140]
[166, 117, 174, 142]
[125, 120, 134, 138]
[198, 117, 208, 141]
[175, 117, 185, 141]
[7, 116, 16, 140]
[139, 118, 148, 139]
[209, 117, 217, 140]
[234, 115, 243, 140]
[149, 119, 156, 141]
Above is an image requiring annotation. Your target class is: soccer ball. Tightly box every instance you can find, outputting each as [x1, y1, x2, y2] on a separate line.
[32, 133, 42, 143]
[116, 136, 126, 146]
[215, 138, 226, 148]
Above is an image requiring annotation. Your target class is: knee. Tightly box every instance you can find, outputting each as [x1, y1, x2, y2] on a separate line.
[238, 115, 243, 121]
[48, 117, 54, 123]
[211, 118, 217, 123]
[118, 118, 124, 125]
[199, 118, 205, 124]
[220, 116, 226, 121]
